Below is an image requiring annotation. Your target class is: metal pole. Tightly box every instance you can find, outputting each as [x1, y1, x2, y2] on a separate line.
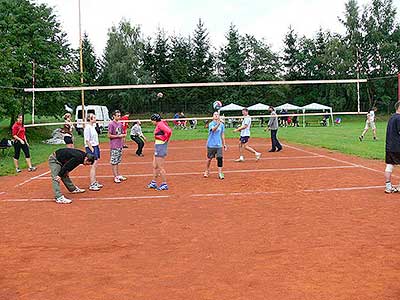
[32, 61, 35, 124]
[398, 73, 400, 101]
[79, 0, 85, 124]
[356, 49, 360, 113]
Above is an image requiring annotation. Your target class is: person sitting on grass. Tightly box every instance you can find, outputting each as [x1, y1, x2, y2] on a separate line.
[48, 148, 95, 204]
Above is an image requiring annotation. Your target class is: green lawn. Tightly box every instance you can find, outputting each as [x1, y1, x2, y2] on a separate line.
[0, 114, 388, 176]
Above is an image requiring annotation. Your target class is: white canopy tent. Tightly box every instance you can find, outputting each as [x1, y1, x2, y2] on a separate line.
[275, 103, 301, 111]
[219, 103, 244, 111]
[248, 103, 269, 111]
[301, 103, 334, 127]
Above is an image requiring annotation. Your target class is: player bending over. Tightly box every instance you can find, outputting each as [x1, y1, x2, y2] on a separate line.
[384, 102, 400, 193]
[204, 112, 227, 180]
[49, 148, 95, 204]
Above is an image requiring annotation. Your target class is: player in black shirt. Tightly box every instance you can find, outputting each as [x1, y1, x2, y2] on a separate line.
[49, 148, 95, 204]
[384, 102, 400, 193]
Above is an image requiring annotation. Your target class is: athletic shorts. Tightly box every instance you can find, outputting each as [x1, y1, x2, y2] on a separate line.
[86, 145, 100, 160]
[386, 152, 400, 165]
[155, 143, 168, 158]
[365, 121, 376, 130]
[64, 135, 73, 145]
[110, 148, 122, 165]
[13, 141, 30, 159]
[240, 136, 250, 144]
[207, 147, 223, 159]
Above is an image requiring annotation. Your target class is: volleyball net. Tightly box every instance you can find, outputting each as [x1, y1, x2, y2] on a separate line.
[11, 77, 396, 128]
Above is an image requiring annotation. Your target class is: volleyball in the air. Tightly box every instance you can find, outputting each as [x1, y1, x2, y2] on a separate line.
[213, 100, 222, 110]
[157, 92, 163, 98]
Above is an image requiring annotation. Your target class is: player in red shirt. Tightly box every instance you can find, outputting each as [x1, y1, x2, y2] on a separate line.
[147, 114, 172, 191]
[12, 114, 36, 173]
[120, 113, 130, 148]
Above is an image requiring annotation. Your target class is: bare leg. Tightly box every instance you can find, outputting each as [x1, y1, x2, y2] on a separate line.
[25, 158, 33, 168]
[13, 158, 19, 169]
[90, 160, 98, 184]
[112, 164, 119, 177]
[244, 145, 258, 154]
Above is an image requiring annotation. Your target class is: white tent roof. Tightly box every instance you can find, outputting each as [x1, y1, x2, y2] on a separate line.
[301, 103, 332, 111]
[248, 103, 269, 111]
[275, 103, 301, 111]
[219, 103, 244, 111]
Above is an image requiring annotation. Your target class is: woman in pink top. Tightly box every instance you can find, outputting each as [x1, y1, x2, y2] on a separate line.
[147, 114, 172, 191]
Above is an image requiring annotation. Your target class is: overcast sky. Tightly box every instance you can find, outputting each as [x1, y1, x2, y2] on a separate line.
[34, 0, 399, 56]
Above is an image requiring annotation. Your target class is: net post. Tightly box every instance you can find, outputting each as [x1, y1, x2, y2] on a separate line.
[398, 73, 400, 101]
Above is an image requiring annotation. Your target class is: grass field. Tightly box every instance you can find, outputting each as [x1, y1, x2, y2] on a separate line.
[0, 114, 388, 176]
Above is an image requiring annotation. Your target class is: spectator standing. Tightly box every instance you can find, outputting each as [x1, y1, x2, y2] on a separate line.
[12, 114, 36, 173]
[61, 113, 74, 148]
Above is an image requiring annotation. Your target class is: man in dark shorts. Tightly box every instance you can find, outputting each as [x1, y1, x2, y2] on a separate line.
[384, 101, 400, 193]
[49, 148, 95, 204]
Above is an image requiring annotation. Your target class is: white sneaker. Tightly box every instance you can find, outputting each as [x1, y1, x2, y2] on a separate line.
[89, 184, 100, 191]
[255, 152, 262, 161]
[94, 181, 103, 188]
[385, 186, 399, 194]
[55, 195, 72, 204]
[71, 187, 85, 194]
[114, 176, 121, 183]
[117, 175, 127, 181]
[235, 157, 244, 162]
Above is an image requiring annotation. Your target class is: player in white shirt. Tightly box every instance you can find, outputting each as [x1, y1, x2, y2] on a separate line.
[84, 113, 103, 191]
[359, 107, 377, 141]
[233, 108, 262, 162]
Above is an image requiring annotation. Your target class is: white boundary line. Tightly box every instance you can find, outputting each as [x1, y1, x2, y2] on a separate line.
[283, 144, 394, 177]
[0, 192, 5, 195]
[3, 195, 169, 203]
[35, 165, 358, 180]
[191, 185, 384, 197]
[14, 170, 51, 187]
[1, 185, 384, 203]
[96, 155, 321, 166]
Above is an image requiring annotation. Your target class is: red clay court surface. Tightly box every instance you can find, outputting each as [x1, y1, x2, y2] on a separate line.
[1, 138, 400, 300]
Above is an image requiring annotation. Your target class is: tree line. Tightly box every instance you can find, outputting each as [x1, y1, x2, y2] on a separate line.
[1, 0, 399, 122]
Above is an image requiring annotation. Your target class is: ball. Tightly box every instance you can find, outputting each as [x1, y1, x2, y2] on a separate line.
[157, 92, 163, 98]
[213, 100, 222, 111]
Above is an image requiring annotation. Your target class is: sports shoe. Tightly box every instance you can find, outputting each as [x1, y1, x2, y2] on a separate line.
[158, 183, 169, 191]
[255, 152, 261, 161]
[123, 145, 128, 148]
[89, 183, 100, 191]
[28, 167, 37, 172]
[71, 187, 85, 194]
[114, 176, 121, 183]
[147, 181, 158, 189]
[235, 157, 244, 162]
[373, 137, 377, 141]
[277, 148, 282, 152]
[117, 175, 127, 181]
[203, 170, 209, 178]
[16, 168, 21, 173]
[218, 173, 225, 180]
[358, 136, 363, 142]
[94, 181, 103, 188]
[385, 186, 399, 194]
[136, 153, 144, 157]
[55, 195, 72, 204]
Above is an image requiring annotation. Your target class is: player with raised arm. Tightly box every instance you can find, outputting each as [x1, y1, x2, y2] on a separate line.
[204, 111, 227, 179]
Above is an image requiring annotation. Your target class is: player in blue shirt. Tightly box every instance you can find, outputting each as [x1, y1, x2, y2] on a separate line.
[204, 112, 227, 179]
